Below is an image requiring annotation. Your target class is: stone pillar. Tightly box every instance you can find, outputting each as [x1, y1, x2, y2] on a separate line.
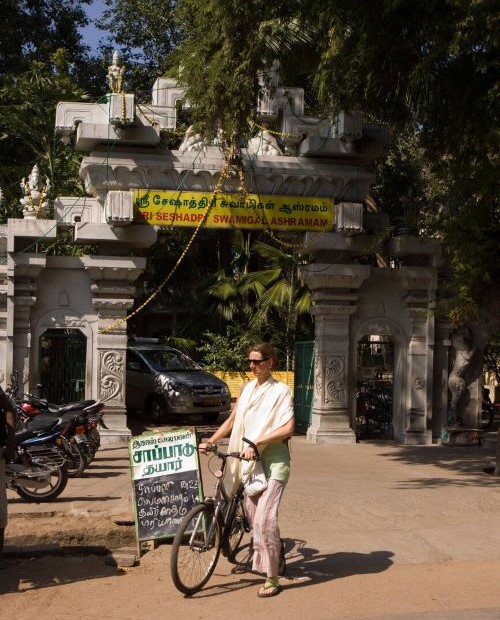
[84, 257, 146, 446]
[92, 292, 132, 446]
[404, 307, 430, 444]
[302, 264, 370, 444]
[432, 320, 453, 441]
[400, 269, 436, 445]
[7, 254, 46, 391]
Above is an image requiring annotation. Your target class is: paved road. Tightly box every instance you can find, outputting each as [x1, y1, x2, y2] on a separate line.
[3, 431, 500, 619]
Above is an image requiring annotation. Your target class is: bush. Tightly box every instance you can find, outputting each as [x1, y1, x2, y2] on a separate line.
[197, 328, 254, 373]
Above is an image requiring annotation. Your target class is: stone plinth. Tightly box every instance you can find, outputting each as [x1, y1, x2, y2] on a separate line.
[444, 428, 481, 447]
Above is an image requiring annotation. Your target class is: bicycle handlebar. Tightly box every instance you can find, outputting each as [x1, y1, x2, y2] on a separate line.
[242, 436, 260, 460]
[200, 436, 261, 461]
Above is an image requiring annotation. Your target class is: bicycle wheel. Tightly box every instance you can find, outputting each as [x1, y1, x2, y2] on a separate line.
[170, 503, 222, 595]
[223, 498, 249, 563]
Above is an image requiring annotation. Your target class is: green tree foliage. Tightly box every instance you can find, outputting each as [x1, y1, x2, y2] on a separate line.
[312, 0, 499, 326]
[94, 0, 180, 97]
[197, 327, 254, 373]
[129, 227, 242, 343]
[200, 237, 313, 367]
[0, 0, 91, 82]
[173, 0, 311, 139]
[0, 50, 88, 221]
[170, 0, 498, 329]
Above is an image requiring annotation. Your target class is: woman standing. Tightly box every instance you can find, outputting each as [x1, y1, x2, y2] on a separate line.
[200, 343, 295, 598]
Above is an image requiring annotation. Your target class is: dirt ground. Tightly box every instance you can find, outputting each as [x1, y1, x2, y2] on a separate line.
[2, 436, 500, 619]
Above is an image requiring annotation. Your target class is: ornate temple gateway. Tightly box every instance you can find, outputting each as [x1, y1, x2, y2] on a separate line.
[0, 58, 475, 447]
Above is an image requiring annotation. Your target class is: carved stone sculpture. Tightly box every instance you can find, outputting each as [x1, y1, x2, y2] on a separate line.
[247, 130, 282, 157]
[107, 50, 125, 94]
[20, 164, 50, 219]
[447, 327, 477, 426]
[178, 125, 205, 154]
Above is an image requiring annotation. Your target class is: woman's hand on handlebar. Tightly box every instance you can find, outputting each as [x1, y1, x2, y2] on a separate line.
[198, 441, 215, 454]
[241, 444, 258, 461]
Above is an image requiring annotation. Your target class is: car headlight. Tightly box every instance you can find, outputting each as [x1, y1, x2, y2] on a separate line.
[164, 383, 191, 406]
[173, 384, 191, 397]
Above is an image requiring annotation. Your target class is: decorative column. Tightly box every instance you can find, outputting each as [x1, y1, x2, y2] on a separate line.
[84, 257, 146, 446]
[302, 264, 370, 444]
[7, 254, 46, 392]
[400, 269, 436, 445]
[432, 319, 453, 441]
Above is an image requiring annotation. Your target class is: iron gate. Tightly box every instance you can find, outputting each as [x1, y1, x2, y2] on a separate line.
[356, 337, 394, 440]
[39, 328, 86, 403]
[294, 341, 315, 433]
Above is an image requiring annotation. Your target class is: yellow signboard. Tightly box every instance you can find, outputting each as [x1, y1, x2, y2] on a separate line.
[133, 190, 334, 232]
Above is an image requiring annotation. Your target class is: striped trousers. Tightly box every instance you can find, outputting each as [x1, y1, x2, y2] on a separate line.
[244, 478, 285, 577]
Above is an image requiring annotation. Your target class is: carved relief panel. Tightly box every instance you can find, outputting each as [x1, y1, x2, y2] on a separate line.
[99, 349, 124, 405]
[315, 354, 347, 407]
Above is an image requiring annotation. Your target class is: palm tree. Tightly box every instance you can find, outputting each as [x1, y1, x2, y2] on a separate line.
[242, 240, 312, 369]
[200, 235, 313, 369]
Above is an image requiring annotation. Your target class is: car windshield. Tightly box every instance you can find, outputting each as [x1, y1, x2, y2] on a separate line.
[139, 349, 200, 372]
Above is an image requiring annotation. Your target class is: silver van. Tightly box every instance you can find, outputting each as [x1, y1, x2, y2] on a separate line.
[126, 338, 231, 424]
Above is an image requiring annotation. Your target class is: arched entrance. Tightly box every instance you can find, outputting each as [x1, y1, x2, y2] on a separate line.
[39, 328, 87, 403]
[356, 335, 394, 439]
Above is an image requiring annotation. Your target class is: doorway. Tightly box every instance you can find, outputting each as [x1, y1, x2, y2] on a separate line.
[39, 328, 87, 403]
[356, 336, 394, 440]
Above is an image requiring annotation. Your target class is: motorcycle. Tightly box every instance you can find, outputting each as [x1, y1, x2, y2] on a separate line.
[17, 399, 105, 477]
[5, 412, 70, 501]
[6, 372, 106, 477]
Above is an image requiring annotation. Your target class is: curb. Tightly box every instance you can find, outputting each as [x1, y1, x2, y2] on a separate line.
[4, 543, 139, 567]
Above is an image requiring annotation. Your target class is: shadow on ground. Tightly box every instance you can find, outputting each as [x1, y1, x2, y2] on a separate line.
[0, 553, 126, 594]
[373, 442, 500, 487]
[189, 538, 394, 598]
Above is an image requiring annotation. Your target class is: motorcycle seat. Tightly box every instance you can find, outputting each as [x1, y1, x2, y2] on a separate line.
[46, 400, 96, 414]
[15, 414, 63, 442]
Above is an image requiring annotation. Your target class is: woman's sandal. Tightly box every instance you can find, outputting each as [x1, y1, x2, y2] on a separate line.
[257, 578, 282, 598]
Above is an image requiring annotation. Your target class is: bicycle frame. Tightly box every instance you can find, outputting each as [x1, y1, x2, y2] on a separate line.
[170, 439, 258, 595]
[190, 449, 246, 552]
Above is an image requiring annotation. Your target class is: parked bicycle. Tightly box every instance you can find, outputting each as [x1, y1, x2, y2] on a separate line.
[169, 438, 256, 595]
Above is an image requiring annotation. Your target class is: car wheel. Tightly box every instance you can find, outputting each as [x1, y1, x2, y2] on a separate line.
[203, 412, 220, 424]
[148, 397, 168, 424]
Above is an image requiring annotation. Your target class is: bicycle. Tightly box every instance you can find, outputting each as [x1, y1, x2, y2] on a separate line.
[170, 437, 257, 595]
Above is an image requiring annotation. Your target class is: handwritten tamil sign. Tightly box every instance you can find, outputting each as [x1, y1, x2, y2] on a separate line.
[133, 190, 334, 232]
[129, 428, 203, 542]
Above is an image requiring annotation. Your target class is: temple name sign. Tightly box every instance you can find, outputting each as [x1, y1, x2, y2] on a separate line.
[134, 190, 334, 231]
